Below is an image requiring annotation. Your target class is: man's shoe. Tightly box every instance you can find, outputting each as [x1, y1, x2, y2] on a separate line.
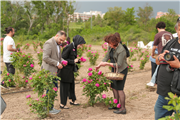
[146, 82, 155, 87]
[113, 109, 126, 114]
[49, 108, 60, 114]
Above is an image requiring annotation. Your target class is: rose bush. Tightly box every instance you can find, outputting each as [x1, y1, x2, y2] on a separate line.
[86, 50, 99, 65]
[81, 69, 111, 106]
[27, 69, 60, 118]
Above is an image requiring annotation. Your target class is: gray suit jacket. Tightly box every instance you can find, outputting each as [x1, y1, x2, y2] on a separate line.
[41, 37, 63, 76]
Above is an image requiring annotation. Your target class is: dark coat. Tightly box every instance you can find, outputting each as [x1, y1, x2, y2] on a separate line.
[60, 35, 86, 83]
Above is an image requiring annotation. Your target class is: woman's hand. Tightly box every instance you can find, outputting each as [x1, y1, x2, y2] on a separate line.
[74, 58, 79, 63]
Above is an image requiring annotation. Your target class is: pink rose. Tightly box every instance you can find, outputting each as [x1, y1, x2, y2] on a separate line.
[10, 53, 12, 55]
[117, 104, 121, 108]
[62, 61, 68, 66]
[25, 80, 28, 83]
[104, 83, 107, 85]
[90, 79, 93, 82]
[142, 51, 144, 53]
[26, 95, 31, 98]
[27, 61, 29, 63]
[53, 87, 58, 91]
[109, 101, 111, 103]
[36, 98, 39, 101]
[80, 57, 86, 62]
[30, 64, 34, 67]
[127, 66, 129, 68]
[131, 50, 133, 52]
[88, 80, 91, 83]
[130, 65, 133, 68]
[77, 55, 79, 57]
[94, 51, 97, 53]
[29, 77, 32, 80]
[22, 55, 25, 57]
[23, 65, 27, 67]
[98, 71, 102, 75]
[29, 104, 32, 106]
[9, 79, 11, 82]
[93, 55, 95, 56]
[113, 99, 118, 104]
[42, 94, 46, 98]
[141, 58, 143, 60]
[37, 52, 40, 54]
[88, 72, 92, 76]
[82, 78, 87, 82]
[88, 50, 91, 52]
[28, 56, 30, 58]
[91, 51, 93, 53]
[39, 77, 41, 78]
[7, 73, 9, 76]
[83, 86, 85, 89]
[102, 94, 106, 99]
[73, 49, 75, 51]
[2, 81, 4, 84]
[130, 47, 132, 49]
[88, 68, 92, 71]
[147, 55, 149, 57]
[95, 83, 99, 87]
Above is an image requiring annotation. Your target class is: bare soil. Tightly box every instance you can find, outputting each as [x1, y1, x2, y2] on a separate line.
[1, 45, 157, 120]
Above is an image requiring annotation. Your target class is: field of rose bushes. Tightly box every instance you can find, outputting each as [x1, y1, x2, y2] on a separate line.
[1, 41, 161, 120]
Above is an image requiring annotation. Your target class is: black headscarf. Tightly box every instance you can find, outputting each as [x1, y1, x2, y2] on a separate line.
[73, 35, 86, 48]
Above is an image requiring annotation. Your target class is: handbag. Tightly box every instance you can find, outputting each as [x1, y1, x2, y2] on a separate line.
[1, 96, 6, 114]
[105, 63, 125, 80]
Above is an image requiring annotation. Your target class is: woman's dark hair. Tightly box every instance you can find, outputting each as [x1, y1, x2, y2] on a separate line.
[114, 32, 122, 44]
[67, 37, 70, 44]
[104, 34, 119, 47]
[5, 27, 13, 34]
[156, 22, 166, 29]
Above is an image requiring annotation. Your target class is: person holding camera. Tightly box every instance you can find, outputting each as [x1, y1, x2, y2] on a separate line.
[154, 19, 180, 120]
[1, 27, 20, 88]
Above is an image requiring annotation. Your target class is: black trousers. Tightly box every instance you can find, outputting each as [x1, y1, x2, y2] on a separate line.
[5, 63, 15, 74]
[151, 62, 157, 77]
[60, 81, 76, 106]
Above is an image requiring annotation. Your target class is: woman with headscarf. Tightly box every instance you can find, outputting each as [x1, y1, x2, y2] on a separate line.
[59, 35, 86, 109]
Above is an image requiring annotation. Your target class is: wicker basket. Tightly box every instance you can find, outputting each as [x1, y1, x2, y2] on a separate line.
[105, 64, 125, 80]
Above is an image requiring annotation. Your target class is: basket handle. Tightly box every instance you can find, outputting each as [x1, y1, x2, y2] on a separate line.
[114, 63, 118, 74]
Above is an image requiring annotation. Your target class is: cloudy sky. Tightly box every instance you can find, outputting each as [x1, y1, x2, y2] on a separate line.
[73, 0, 180, 18]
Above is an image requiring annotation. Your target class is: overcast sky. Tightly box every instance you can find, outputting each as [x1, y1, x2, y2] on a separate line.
[73, 0, 180, 18]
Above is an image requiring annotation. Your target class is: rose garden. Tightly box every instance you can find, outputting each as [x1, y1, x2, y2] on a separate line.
[1, 41, 179, 120]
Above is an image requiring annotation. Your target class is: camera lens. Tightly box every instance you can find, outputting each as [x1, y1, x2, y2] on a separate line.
[164, 53, 171, 61]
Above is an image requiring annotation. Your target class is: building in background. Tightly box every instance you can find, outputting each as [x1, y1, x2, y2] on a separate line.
[156, 11, 180, 19]
[69, 11, 105, 22]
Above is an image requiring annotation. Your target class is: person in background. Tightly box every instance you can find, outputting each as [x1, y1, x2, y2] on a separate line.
[95, 34, 128, 114]
[1, 27, 19, 88]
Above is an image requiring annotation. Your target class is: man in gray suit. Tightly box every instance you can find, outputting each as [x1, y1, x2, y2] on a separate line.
[42, 30, 66, 114]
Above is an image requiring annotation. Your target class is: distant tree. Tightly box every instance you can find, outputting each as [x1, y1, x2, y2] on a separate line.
[103, 6, 124, 30]
[124, 7, 136, 25]
[136, 3, 153, 25]
[93, 14, 104, 27]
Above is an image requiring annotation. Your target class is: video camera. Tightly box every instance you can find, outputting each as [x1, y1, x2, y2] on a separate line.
[164, 51, 180, 72]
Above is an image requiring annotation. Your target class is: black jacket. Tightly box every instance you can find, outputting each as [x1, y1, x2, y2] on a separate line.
[60, 35, 86, 83]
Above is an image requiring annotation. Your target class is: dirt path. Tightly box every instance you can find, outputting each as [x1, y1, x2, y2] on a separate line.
[1, 45, 157, 120]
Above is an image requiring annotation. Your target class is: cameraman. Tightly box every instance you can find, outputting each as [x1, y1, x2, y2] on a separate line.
[154, 19, 180, 120]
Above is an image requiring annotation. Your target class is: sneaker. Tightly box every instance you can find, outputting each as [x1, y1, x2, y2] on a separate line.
[49, 108, 60, 114]
[146, 82, 155, 87]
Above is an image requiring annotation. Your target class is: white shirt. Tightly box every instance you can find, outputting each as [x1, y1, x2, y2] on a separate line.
[173, 33, 178, 38]
[3, 36, 16, 63]
[54, 39, 60, 66]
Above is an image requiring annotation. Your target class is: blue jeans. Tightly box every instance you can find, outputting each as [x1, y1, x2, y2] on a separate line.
[46, 78, 58, 110]
[150, 65, 159, 84]
[154, 95, 174, 120]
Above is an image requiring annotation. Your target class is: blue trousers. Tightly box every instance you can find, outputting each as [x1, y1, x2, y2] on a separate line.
[46, 78, 58, 110]
[154, 95, 174, 120]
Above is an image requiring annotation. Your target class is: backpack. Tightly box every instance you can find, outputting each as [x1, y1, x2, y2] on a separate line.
[122, 44, 130, 58]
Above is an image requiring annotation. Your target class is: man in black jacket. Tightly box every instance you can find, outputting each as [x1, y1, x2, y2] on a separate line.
[154, 18, 180, 120]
